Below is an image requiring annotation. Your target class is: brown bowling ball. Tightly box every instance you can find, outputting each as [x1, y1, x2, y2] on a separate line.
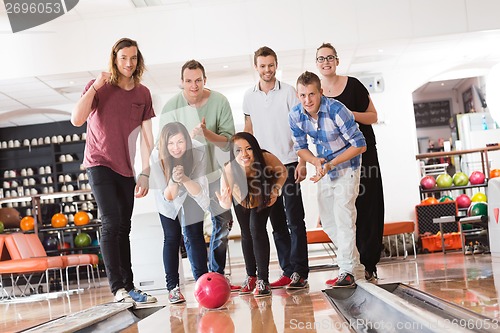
[0, 207, 21, 228]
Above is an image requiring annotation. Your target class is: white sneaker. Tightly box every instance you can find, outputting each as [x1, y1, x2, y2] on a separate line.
[114, 288, 134, 303]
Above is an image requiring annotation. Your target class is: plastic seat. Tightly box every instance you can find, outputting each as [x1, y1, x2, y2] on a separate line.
[24, 234, 99, 290]
[383, 221, 416, 259]
[0, 234, 52, 299]
[306, 228, 337, 256]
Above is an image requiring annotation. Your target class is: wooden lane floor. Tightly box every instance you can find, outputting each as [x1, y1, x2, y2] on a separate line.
[2, 252, 500, 332]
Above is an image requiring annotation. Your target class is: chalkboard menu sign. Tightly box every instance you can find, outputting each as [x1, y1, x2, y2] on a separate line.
[413, 100, 451, 128]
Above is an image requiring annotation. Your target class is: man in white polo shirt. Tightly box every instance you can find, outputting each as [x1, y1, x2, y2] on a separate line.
[242, 46, 309, 290]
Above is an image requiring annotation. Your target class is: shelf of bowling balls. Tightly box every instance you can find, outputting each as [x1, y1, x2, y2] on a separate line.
[419, 181, 487, 194]
[35, 222, 101, 254]
[37, 221, 101, 233]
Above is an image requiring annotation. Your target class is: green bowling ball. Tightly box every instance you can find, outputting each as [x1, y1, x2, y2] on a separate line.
[468, 202, 488, 217]
[439, 195, 454, 203]
[74, 232, 92, 248]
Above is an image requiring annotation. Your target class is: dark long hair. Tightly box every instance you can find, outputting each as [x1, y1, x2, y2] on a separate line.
[229, 132, 272, 211]
[157, 122, 194, 183]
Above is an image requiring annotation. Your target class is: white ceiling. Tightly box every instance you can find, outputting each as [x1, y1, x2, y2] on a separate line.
[1, 0, 500, 128]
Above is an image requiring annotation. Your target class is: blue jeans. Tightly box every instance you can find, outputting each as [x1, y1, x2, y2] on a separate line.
[86, 166, 136, 294]
[159, 195, 208, 290]
[268, 162, 309, 278]
[208, 180, 232, 274]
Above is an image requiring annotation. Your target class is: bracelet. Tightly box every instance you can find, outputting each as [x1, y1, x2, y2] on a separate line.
[273, 186, 282, 196]
[91, 85, 97, 93]
[170, 178, 180, 185]
[139, 173, 149, 178]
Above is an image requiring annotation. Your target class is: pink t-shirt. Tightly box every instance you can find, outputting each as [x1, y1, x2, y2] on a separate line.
[83, 80, 155, 177]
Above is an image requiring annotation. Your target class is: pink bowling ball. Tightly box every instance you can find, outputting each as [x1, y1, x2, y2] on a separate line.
[469, 171, 486, 185]
[420, 176, 436, 190]
[194, 272, 231, 309]
[456, 194, 471, 208]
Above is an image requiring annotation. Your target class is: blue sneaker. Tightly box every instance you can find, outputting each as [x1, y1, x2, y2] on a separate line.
[128, 288, 157, 304]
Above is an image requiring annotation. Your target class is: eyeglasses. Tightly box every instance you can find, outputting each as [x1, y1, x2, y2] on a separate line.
[316, 55, 338, 63]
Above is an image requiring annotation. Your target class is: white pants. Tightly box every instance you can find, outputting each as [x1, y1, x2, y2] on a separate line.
[318, 168, 365, 280]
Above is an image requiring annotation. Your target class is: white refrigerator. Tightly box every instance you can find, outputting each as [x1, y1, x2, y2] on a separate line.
[456, 113, 500, 175]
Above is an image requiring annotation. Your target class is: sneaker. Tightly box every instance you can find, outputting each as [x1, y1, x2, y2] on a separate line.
[114, 288, 134, 303]
[328, 272, 355, 288]
[473, 242, 488, 255]
[269, 274, 292, 289]
[464, 244, 473, 255]
[226, 277, 241, 292]
[325, 277, 338, 287]
[128, 288, 157, 304]
[253, 280, 271, 298]
[364, 270, 378, 282]
[239, 276, 257, 295]
[286, 272, 309, 289]
[168, 286, 186, 304]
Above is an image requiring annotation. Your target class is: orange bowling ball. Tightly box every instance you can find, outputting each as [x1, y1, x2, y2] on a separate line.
[51, 213, 68, 228]
[74, 211, 90, 226]
[490, 169, 500, 179]
[421, 197, 439, 205]
[20, 216, 35, 231]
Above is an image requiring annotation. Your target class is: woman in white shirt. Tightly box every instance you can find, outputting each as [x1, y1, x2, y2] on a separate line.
[151, 122, 209, 304]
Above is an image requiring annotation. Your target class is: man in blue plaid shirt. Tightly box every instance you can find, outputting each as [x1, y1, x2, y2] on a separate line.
[289, 71, 367, 288]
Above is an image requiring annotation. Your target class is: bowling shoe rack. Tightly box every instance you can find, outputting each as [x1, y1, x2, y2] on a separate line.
[0, 121, 101, 257]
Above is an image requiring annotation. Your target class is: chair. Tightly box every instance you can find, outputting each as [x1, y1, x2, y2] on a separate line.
[24, 234, 99, 290]
[5, 233, 65, 293]
[306, 228, 338, 270]
[383, 221, 417, 259]
[0, 234, 51, 299]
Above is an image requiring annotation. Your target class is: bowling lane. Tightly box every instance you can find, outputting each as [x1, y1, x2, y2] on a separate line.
[122, 289, 350, 333]
[3, 252, 500, 332]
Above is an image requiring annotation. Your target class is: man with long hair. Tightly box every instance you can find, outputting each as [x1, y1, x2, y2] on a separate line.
[72, 37, 156, 304]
